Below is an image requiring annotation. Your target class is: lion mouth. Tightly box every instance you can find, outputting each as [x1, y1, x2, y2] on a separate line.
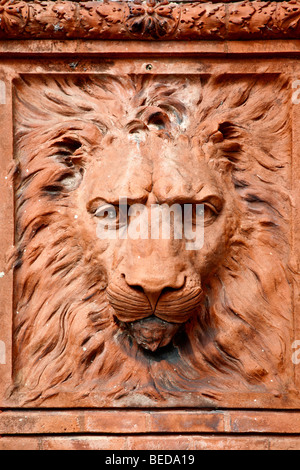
[124, 316, 181, 352]
[107, 281, 203, 350]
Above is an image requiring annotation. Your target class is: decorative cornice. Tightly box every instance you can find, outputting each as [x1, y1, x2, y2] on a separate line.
[1, 0, 300, 40]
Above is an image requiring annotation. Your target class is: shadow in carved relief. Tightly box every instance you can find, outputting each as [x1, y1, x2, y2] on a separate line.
[10, 74, 293, 406]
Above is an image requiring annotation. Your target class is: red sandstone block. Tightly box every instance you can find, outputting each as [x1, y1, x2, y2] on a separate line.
[128, 436, 194, 450]
[193, 436, 269, 450]
[149, 411, 225, 433]
[269, 438, 300, 450]
[0, 411, 81, 434]
[0, 437, 41, 450]
[40, 436, 128, 451]
[229, 411, 300, 434]
[84, 411, 149, 434]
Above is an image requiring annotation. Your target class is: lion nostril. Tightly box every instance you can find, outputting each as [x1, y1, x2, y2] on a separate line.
[130, 284, 145, 295]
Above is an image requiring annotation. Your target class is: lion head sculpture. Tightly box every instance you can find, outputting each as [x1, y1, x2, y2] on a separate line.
[9, 73, 293, 406]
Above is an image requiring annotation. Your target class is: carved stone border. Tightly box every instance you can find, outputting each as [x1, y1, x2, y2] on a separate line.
[1, 0, 300, 40]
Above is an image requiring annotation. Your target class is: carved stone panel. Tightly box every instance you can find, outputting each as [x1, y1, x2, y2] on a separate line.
[5, 71, 295, 408]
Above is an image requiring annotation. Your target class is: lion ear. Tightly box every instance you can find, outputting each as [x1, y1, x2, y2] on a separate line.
[217, 121, 243, 140]
[202, 120, 243, 166]
[209, 121, 243, 164]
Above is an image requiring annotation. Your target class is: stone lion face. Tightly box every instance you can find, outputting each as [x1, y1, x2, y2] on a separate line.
[10, 74, 292, 406]
[80, 132, 236, 352]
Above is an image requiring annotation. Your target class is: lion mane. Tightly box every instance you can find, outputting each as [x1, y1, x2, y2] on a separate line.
[9, 73, 293, 406]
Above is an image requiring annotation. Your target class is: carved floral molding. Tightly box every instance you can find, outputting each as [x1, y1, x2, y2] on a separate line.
[1, 0, 300, 40]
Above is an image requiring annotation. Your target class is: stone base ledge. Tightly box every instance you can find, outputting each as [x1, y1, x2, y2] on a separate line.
[1, 410, 300, 435]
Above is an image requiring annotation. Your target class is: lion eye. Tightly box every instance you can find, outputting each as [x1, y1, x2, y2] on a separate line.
[203, 205, 217, 223]
[187, 203, 218, 226]
[95, 204, 118, 221]
[196, 205, 204, 218]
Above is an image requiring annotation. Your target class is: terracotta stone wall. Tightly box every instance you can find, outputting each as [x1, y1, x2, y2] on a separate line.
[1, 0, 300, 451]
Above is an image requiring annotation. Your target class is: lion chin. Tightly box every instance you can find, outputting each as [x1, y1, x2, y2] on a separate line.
[121, 316, 182, 352]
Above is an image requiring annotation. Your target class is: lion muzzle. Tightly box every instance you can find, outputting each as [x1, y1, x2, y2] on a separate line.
[107, 282, 203, 351]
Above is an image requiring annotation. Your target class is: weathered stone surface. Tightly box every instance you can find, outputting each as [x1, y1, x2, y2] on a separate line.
[0, 0, 300, 451]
